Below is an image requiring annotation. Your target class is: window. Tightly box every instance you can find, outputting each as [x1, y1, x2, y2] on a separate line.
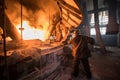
[89, 10, 108, 26]
[90, 28, 96, 35]
[89, 10, 108, 35]
[99, 11, 108, 25]
[90, 27, 106, 35]
[87, 0, 94, 11]
[89, 13, 95, 26]
[100, 27, 106, 35]
[98, 0, 106, 8]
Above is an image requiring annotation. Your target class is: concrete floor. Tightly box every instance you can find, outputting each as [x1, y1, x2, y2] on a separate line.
[89, 47, 120, 80]
[46, 46, 120, 80]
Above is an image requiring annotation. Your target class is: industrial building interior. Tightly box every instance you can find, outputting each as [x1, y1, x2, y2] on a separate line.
[0, 0, 120, 80]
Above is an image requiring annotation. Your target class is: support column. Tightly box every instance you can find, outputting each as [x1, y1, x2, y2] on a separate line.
[117, 2, 120, 47]
[93, 0, 106, 54]
[82, 0, 90, 36]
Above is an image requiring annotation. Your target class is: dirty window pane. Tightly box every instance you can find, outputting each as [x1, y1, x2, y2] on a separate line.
[99, 10, 108, 26]
[87, 0, 93, 11]
[98, 0, 106, 8]
[89, 13, 95, 26]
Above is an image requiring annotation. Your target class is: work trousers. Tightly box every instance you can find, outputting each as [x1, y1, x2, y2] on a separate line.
[72, 57, 92, 79]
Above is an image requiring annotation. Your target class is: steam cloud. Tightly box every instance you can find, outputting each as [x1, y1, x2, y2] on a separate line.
[5, 0, 59, 29]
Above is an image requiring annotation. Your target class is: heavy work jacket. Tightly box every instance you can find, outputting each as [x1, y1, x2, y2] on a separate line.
[68, 35, 95, 59]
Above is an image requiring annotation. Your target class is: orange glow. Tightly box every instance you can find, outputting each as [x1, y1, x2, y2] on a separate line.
[5, 0, 83, 42]
[16, 21, 46, 41]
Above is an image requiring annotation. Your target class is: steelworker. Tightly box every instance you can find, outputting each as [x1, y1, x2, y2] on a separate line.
[62, 29, 95, 80]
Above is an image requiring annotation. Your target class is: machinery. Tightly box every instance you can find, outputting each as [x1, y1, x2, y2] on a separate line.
[0, 0, 83, 80]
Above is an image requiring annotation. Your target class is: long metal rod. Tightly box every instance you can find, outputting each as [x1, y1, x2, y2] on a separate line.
[21, 0, 23, 40]
[2, 0, 9, 80]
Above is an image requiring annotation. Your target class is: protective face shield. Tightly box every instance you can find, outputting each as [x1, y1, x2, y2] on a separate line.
[72, 29, 79, 38]
[72, 33, 77, 38]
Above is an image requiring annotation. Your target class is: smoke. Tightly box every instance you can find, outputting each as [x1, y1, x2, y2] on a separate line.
[5, 0, 59, 29]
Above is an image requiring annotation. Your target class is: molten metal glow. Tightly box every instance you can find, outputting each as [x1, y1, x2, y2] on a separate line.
[16, 21, 46, 41]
